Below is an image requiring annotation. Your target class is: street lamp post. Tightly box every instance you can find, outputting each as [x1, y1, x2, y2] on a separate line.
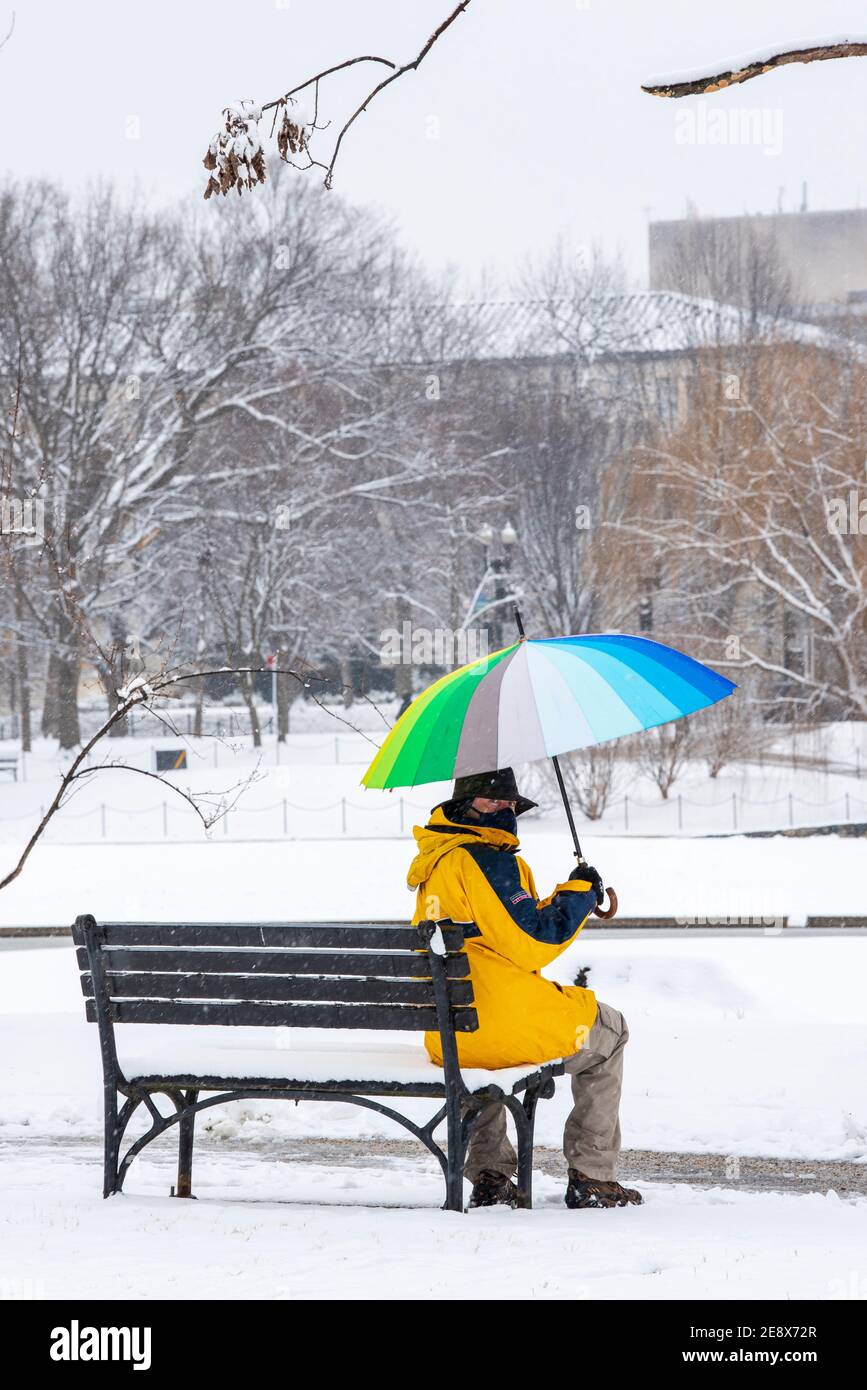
[501, 522, 517, 644]
[475, 520, 518, 653]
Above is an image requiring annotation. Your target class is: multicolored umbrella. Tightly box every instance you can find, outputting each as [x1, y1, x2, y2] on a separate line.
[363, 617, 736, 918]
[363, 629, 736, 791]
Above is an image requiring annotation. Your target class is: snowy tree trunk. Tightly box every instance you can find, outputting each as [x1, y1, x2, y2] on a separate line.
[42, 637, 81, 749]
[40, 652, 59, 740]
[12, 580, 32, 753]
[54, 653, 81, 750]
[193, 680, 205, 738]
[276, 644, 291, 742]
[239, 676, 262, 748]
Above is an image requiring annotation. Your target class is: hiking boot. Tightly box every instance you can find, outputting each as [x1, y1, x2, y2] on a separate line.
[565, 1168, 643, 1209]
[468, 1169, 518, 1208]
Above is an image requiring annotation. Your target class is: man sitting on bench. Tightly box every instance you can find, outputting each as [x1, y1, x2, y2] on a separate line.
[408, 767, 642, 1210]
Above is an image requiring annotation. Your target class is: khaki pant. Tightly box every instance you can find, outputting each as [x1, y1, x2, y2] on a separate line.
[462, 1000, 628, 1183]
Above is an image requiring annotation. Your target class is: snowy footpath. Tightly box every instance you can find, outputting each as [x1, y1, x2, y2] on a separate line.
[3, 1136, 865, 1301]
[1, 934, 865, 1300]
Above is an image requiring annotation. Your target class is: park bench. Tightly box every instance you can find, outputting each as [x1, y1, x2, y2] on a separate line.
[72, 915, 564, 1211]
[0, 755, 18, 781]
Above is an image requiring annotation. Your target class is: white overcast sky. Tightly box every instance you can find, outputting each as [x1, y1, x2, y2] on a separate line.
[5, 0, 867, 288]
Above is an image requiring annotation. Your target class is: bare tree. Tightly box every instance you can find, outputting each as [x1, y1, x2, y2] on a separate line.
[651, 217, 796, 322]
[0, 369, 37, 750]
[0, 528, 389, 896]
[461, 246, 648, 639]
[636, 721, 694, 799]
[692, 696, 772, 779]
[616, 341, 867, 721]
[558, 744, 622, 821]
[0, 173, 424, 746]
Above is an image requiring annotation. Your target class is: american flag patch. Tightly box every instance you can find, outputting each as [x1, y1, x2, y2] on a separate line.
[510, 890, 530, 905]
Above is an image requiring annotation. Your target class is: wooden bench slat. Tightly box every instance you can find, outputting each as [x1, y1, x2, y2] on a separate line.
[81, 972, 474, 1006]
[85, 998, 479, 1031]
[76, 946, 469, 979]
[81, 922, 469, 952]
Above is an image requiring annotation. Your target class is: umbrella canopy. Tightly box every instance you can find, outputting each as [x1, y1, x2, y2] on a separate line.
[363, 632, 736, 790]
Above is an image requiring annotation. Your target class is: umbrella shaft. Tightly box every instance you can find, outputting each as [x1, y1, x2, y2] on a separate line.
[551, 753, 583, 861]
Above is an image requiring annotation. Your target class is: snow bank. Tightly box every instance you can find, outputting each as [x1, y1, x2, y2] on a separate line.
[0, 829, 865, 928]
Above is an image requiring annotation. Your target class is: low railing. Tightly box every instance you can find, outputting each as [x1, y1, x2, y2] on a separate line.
[1, 787, 866, 843]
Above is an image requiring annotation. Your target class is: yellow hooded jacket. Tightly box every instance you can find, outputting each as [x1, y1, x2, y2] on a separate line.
[408, 807, 598, 1069]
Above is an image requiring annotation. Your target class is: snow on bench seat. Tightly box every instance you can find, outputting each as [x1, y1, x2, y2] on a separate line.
[116, 1024, 559, 1094]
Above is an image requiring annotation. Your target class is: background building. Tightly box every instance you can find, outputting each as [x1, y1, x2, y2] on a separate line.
[649, 204, 867, 335]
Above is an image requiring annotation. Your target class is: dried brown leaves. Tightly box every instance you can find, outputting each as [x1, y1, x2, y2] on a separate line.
[203, 100, 267, 199]
[276, 106, 309, 161]
[203, 97, 314, 198]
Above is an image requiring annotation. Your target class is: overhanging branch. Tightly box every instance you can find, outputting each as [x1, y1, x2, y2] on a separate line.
[642, 38, 867, 98]
[203, 1, 473, 196]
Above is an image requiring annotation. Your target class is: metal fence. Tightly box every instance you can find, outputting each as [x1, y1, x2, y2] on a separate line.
[2, 787, 867, 843]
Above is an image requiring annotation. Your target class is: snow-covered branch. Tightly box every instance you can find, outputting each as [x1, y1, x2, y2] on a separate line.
[202, 2, 473, 197]
[642, 36, 867, 98]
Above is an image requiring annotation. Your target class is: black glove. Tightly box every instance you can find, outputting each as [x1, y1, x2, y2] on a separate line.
[569, 862, 604, 906]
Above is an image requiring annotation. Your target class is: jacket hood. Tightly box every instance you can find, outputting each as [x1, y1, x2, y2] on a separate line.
[407, 805, 519, 889]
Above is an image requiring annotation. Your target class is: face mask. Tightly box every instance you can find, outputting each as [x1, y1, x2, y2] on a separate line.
[447, 800, 518, 837]
[472, 806, 518, 837]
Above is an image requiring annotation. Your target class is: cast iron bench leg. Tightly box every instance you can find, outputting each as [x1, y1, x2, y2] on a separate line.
[173, 1089, 198, 1198]
[103, 1084, 122, 1199]
[520, 1088, 542, 1209]
[444, 1084, 466, 1212]
[505, 1090, 538, 1209]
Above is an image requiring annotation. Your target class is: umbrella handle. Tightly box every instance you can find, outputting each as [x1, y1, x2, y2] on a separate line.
[593, 886, 619, 920]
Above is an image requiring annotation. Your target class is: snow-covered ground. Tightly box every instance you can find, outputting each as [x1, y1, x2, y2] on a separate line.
[0, 936, 864, 1299]
[0, 829, 864, 928]
[3, 1144, 863, 1301]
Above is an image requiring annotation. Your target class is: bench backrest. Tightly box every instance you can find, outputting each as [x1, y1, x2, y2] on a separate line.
[72, 916, 477, 1042]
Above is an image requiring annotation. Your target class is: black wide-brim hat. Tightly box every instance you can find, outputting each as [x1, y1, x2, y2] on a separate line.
[441, 766, 537, 817]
